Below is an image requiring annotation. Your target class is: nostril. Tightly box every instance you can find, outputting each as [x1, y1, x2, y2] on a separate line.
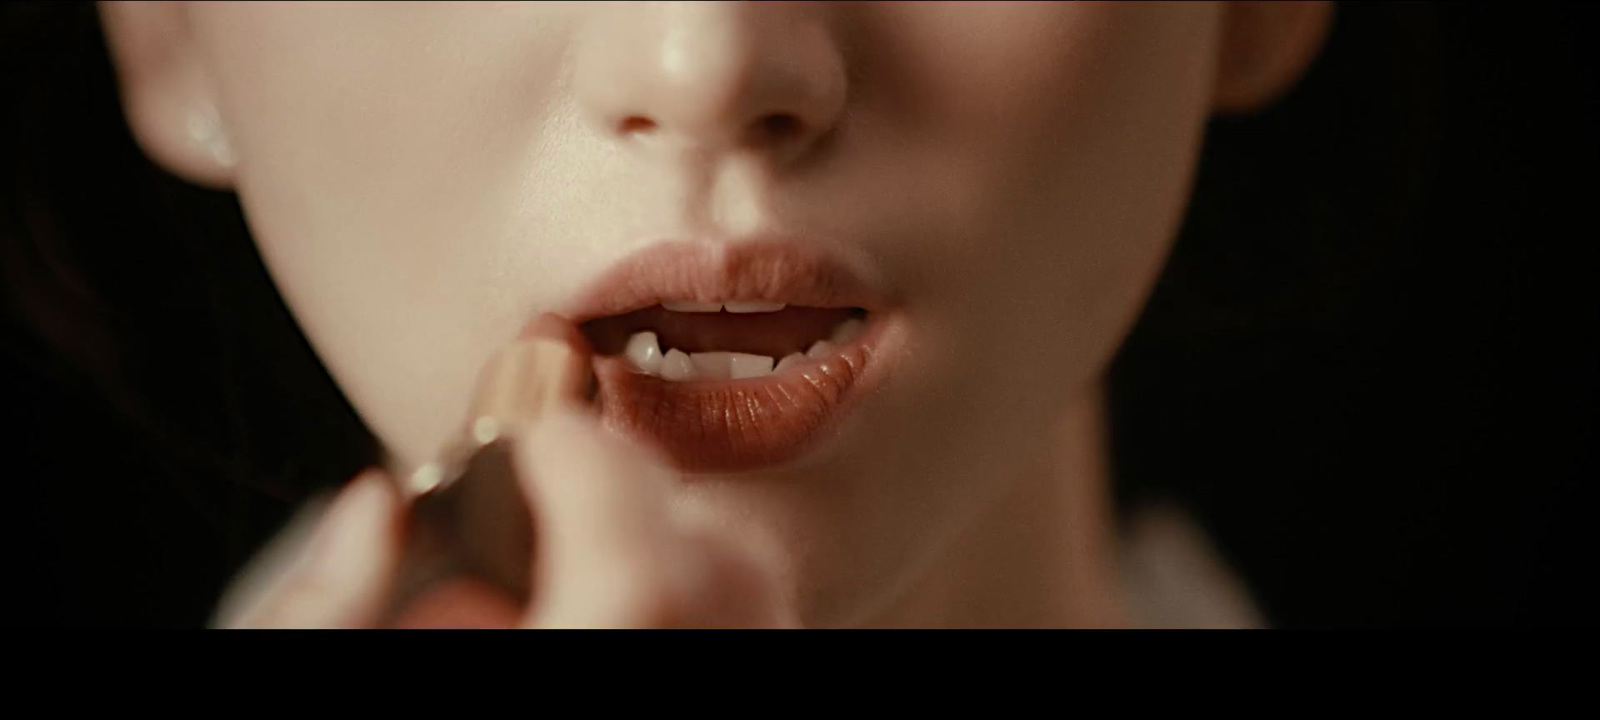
[618, 113, 808, 147]
[619, 115, 658, 135]
[755, 113, 802, 143]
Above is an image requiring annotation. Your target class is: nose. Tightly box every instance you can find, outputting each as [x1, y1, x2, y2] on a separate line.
[571, 2, 847, 164]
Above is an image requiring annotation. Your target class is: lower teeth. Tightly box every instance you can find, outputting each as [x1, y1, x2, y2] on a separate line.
[623, 316, 865, 381]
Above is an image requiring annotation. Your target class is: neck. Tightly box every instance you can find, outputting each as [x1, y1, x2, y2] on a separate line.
[867, 384, 1129, 628]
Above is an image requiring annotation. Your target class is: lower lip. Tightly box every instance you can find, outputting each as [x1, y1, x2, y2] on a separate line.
[590, 313, 906, 473]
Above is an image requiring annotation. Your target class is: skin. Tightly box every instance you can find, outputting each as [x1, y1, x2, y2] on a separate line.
[101, 1, 1331, 628]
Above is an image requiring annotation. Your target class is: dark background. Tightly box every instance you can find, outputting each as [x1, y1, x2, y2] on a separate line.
[2, 3, 1595, 627]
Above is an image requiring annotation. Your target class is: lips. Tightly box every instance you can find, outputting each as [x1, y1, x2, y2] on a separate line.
[557, 241, 902, 473]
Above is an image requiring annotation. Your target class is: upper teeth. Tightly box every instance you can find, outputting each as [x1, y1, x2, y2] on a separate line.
[724, 301, 786, 313]
[661, 300, 787, 313]
[623, 317, 866, 381]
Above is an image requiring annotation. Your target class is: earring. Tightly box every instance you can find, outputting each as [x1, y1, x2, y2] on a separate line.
[185, 102, 236, 170]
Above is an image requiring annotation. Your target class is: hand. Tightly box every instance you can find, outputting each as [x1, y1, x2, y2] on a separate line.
[211, 407, 796, 629]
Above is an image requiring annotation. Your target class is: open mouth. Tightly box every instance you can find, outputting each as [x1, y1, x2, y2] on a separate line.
[581, 303, 870, 380]
[559, 241, 902, 473]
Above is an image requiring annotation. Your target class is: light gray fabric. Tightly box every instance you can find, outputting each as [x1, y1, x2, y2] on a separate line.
[1120, 502, 1266, 629]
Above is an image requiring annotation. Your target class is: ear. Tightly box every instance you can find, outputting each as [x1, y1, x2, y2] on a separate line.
[98, 1, 235, 189]
[1212, 1, 1335, 115]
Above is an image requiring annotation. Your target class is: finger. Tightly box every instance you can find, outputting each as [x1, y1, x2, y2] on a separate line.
[215, 470, 403, 629]
[514, 409, 687, 628]
[499, 313, 792, 627]
[515, 410, 800, 628]
[209, 489, 335, 629]
[388, 577, 524, 629]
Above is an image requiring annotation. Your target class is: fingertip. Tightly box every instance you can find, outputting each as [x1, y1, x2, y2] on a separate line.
[212, 468, 403, 629]
[278, 469, 404, 627]
[314, 467, 403, 562]
[309, 469, 402, 557]
[349, 466, 403, 514]
[519, 311, 593, 354]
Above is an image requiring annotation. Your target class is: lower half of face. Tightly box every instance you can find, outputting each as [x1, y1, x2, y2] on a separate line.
[188, 1, 1221, 622]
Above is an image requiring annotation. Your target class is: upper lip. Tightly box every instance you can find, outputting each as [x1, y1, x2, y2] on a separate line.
[558, 239, 890, 325]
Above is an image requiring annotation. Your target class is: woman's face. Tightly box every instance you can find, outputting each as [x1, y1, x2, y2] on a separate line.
[108, 1, 1257, 624]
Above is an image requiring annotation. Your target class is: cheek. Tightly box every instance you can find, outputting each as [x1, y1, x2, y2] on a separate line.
[189, 5, 580, 468]
[841, 2, 1220, 483]
[910, 2, 1219, 393]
